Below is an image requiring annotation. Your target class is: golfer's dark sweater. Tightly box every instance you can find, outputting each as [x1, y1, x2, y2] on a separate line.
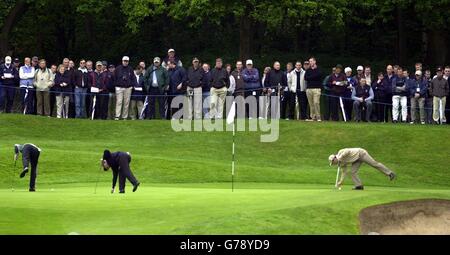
[21, 144, 41, 169]
[109, 152, 131, 188]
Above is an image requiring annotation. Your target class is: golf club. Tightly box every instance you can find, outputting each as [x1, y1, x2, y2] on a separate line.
[335, 165, 341, 190]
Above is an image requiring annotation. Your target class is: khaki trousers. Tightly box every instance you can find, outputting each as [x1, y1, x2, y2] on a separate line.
[433, 96, 447, 122]
[350, 150, 393, 187]
[56, 95, 70, 118]
[130, 100, 144, 120]
[210, 87, 227, 119]
[115, 87, 132, 119]
[36, 90, 51, 116]
[187, 87, 203, 120]
[306, 88, 321, 120]
[410, 97, 425, 123]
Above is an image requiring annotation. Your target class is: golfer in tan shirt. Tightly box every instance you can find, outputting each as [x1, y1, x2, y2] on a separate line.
[329, 148, 396, 190]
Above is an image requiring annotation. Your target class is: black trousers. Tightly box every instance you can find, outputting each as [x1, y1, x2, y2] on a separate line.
[19, 87, 35, 114]
[29, 151, 40, 190]
[245, 90, 260, 118]
[384, 93, 393, 122]
[287, 91, 307, 120]
[91, 93, 109, 119]
[3, 85, 16, 113]
[329, 94, 352, 121]
[280, 90, 292, 119]
[373, 92, 386, 122]
[118, 167, 138, 192]
[147, 87, 166, 119]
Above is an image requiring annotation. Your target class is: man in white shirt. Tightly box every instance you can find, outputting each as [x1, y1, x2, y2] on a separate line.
[329, 148, 396, 190]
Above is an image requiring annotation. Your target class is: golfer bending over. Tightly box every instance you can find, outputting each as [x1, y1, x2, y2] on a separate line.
[14, 144, 42, 192]
[329, 148, 396, 190]
[101, 150, 140, 194]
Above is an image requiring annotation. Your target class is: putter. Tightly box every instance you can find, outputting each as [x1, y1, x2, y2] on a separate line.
[335, 165, 341, 189]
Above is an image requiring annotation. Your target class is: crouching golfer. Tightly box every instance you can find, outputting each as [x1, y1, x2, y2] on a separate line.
[101, 150, 140, 193]
[329, 148, 396, 190]
[14, 144, 42, 192]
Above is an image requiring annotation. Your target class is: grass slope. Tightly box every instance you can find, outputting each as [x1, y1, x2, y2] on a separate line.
[0, 115, 449, 234]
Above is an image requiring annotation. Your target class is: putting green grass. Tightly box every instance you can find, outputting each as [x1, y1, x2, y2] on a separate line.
[0, 115, 449, 234]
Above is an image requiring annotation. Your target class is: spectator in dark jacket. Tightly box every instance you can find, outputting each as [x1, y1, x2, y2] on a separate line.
[391, 67, 408, 123]
[263, 62, 287, 119]
[54, 65, 72, 118]
[328, 64, 347, 121]
[0, 56, 19, 113]
[430, 67, 449, 123]
[209, 58, 229, 119]
[143, 57, 169, 119]
[304, 57, 323, 121]
[114, 56, 136, 120]
[89, 61, 108, 120]
[74, 59, 89, 118]
[130, 65, 145, 120]
[409, 70, 427, 124]
[243, 60, 261, 118]
[106, 64, 116, 120]
[202, 63, 211, 118]
[186, 57, 204, 120]
[167, 60, 187, 119]
[372, 72, 386, 122]
[352, 78, 374, 122]
[424, 70, 433, 124]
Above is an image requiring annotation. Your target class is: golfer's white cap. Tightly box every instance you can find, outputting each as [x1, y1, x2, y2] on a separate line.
[329, 154, 336, 166]
[168, 48, 175, 53]
[345, 67, 352, 73]
[357, 65, 364, 71]
[5, 56, 12, 64]
[122, 56, 130, 61]
[246, 59, 253, 65]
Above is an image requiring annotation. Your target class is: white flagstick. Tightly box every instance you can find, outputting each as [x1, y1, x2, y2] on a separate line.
[140, 96, 149, 119]
[91, 95, 97, 120]
[23, 88, 29, 115]
[227, 101, 236, 192]
[340, 97, 347, 122]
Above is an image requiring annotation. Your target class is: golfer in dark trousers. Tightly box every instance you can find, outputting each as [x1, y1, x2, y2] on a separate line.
[101, 150, 140, 194]
[14, 144, 42, 192]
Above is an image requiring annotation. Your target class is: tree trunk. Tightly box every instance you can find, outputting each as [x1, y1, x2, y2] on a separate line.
[0, 0, 29, 56]
[396, 7, 407, 66]
[239, 15, 252, 61]
[425, 30, 448, 66]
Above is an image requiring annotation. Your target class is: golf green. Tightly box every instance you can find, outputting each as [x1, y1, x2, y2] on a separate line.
[0, 115, 449, 234]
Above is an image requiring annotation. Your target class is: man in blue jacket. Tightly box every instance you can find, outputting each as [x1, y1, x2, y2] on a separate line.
[409, 70, 427, 124]
[391, 67, 408, 123]
[243, 60, 261, 118]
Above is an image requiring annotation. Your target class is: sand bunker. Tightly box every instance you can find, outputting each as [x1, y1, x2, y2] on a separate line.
[359, 199, 450, 235]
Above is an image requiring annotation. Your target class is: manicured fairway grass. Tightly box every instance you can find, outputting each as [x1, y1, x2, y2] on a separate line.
[0, 115, 449, 234]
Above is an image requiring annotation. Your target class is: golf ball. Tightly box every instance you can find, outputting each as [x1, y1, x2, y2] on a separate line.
[338, 187, 342, 190]
[51, 189, 54, 192]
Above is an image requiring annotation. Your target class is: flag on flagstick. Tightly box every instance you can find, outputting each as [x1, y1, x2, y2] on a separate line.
[227, 101, 236, 192]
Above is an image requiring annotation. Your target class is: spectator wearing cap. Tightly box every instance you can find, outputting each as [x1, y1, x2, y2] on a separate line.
[143, 57, 169, 119]
[88, 61, 109, 119]
[106, 64, 116, 120]
[13, 58, 20, 70]
[19, 57, 36, 115]
[328, 64, 347, 121]
[167, 60, 187, 119]
[186, 57, 205, 120]
[288, 61, 307, 120]
[0, 56, 20, 113]
[430, 67, 449, 124]
[409, 70, 427, 124]
[355, 65, 364, 82]
[352, 78, 374, 122]
[74, 59, 89, 118]
[242, 59, 261, 117]
[113, 56, 136, 120]
[33, 59, 54, 117]
[209, 58, 229, 119]
[304, 57, 323, 121]
[130, 65, 146, 120]
[391, 67, 408, 123]
[162, 49, 183, 70]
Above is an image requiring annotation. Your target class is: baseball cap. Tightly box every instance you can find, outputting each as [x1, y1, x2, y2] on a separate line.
[32, 56, 39, 61]
[357, 66, 364, 71]
[108, 64, 115, 69]
[153, 57, 161, 63]
[246, 59, 253, 65]
[168, 49, 175, 53]
[122, 56, 130, 61]
[5, 56, 12, 64]
[96, 61, 103, 66]
[102, 150, 112, 171]
[345, 67, 352, 73]
[436, 67, 443, 72]
[13, 58, 20, 63]
[328, 154, 336, 166]
[102, 61, 108, 66]
[193, 57, 199, 62]
[415, 70, 422, 76]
